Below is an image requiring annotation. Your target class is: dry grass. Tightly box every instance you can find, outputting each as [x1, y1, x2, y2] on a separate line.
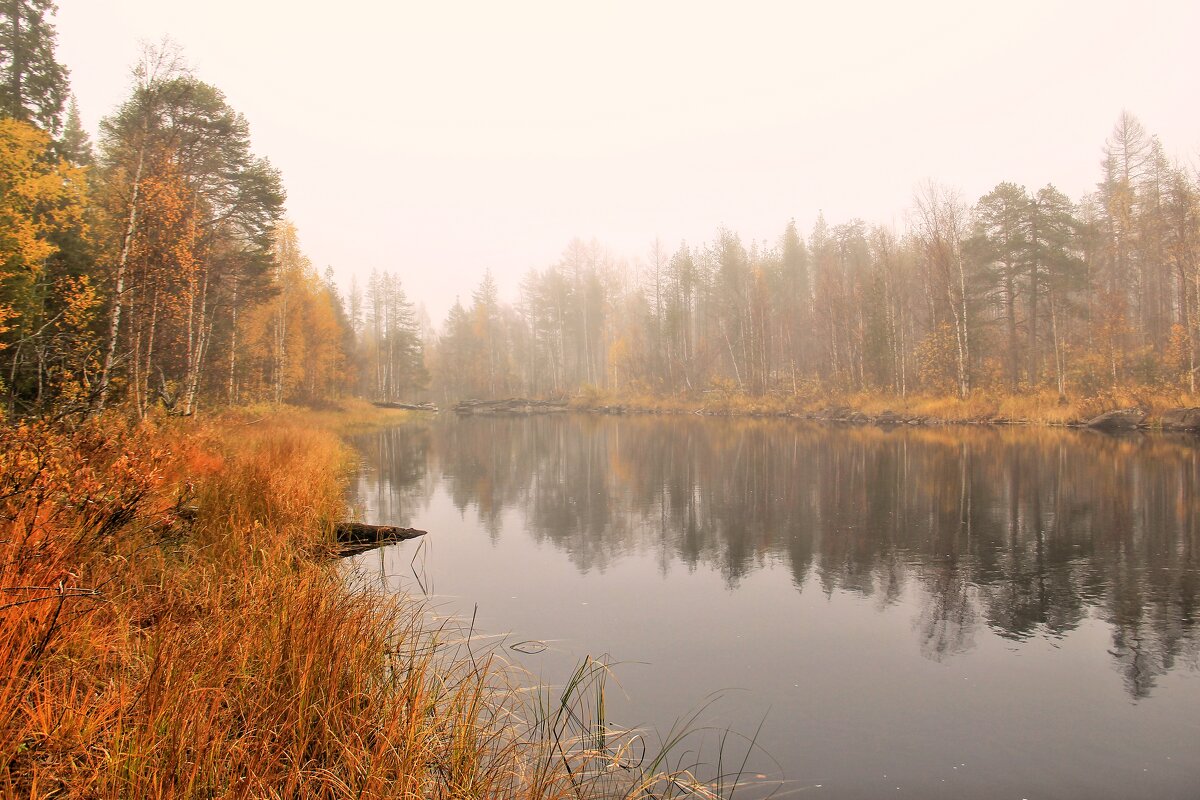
[0, 405, 692, 799]
[221, 397, 419, 434]
[575, 383, 1200, 426]
[826, 385, 1200, 424]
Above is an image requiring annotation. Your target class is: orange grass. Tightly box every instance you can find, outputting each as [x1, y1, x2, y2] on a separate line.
[0, 407, 636, 799]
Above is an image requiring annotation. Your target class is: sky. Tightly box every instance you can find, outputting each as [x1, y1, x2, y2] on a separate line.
[53, 0, 1200, 323]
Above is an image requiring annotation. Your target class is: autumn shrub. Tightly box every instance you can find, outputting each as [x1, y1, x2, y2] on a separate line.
[0, 417, 178, 792]
[572, 383, 609, 409]
[0, 409, 612, 800]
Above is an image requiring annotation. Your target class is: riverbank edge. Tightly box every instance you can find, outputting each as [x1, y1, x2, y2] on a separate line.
[0, 400, 627, 797]
[558, 388, 1200, 431]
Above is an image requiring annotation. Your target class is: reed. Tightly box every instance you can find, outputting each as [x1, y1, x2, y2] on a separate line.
[0, 405, 718, 799]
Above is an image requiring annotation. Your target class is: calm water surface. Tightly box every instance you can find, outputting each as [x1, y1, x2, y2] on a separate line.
[347, 415, 1200, 800]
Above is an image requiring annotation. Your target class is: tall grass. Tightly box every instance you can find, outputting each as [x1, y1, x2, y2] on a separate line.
[1, 406, 710, 799]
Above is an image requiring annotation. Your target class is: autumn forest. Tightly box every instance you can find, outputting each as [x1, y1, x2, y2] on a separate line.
[6, 2, 1200, 796]
[4, 13, 1200, 418]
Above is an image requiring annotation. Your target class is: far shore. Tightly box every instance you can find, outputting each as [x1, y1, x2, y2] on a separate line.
[438, 389, 1200, 433]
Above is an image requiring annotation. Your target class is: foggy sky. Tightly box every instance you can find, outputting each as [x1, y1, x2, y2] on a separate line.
[54, 0, 1200, 323]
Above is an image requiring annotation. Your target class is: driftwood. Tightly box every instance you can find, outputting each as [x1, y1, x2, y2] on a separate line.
[454, 398, 569, 416]
[335, 522, 426, 557]
[372, 401, 438, 412]
[165, 510, 423, 558]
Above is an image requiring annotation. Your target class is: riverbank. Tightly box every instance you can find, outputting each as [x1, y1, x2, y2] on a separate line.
[0, 401, 648, 798]
[565, 386, 1200, 430]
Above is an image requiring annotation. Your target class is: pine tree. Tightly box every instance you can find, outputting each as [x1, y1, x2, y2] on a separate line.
[971, 182, 1031, 389]
[1028, 185, 1083, 397]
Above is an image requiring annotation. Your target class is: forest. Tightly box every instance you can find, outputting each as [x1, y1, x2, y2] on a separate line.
[426, 122, 1199, 410]
[0, 30, 355, 417]
[1, 7, 624, 794]
[5, 2, 1200, 796]
[4, 8, 1200, 419]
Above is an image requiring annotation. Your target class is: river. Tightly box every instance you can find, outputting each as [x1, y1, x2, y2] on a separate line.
[347, 414, 1200, 799]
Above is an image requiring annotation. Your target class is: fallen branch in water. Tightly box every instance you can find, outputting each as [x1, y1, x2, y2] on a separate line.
[335, 522, 427, 557]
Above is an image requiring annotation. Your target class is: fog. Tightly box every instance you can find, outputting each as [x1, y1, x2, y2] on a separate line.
[55, 0, 1200, 321]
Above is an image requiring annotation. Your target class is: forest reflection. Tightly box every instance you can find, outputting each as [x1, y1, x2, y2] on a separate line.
[353, 416, 1200, 699]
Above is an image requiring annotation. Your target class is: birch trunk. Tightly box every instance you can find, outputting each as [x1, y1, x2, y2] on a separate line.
[94, 143, 145, 413]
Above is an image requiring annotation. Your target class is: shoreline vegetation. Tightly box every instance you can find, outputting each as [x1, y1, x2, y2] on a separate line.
[0, 400, 718, 798]
[447, 387, 1200, 431]
[3, 392, 1184, 794]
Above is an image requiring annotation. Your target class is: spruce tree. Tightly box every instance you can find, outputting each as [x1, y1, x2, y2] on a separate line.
[0, 0, 69, 134]
[58, 94, 91, 164]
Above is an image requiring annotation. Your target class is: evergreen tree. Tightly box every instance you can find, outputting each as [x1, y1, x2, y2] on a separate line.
[0, 0, 69, 134]
[58, 94, 91, 165]
[94, 64, 284, 414]
[439, 299, 475, 399]
[777, 219, 810, 383]
[470, 269, 509, 396]
[1028, 185, 1083, 396]
[971, 182, 1031, 389]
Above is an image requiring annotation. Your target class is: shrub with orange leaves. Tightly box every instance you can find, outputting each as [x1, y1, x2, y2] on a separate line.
[0, 408, 601, 800]
[0, 418, 180, 785]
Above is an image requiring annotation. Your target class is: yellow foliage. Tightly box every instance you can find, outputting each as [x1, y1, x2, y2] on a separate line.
[1166, 324, 1191, 386]
[240, 221, 349, 402]
[915, 323, 958, 395]
[48, 275, 103, 404]
[0, 118, 87, 345]
[607, 334, 634, 390]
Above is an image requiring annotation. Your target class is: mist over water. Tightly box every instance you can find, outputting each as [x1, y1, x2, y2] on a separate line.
[350, 416, 1200, 799]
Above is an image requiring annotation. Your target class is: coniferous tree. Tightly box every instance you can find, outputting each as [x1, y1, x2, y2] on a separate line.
[470, 270, 507, 396]
[58, 94, 91, 165]
[1027, 185, 1082, 392]
[777, 219, 810, 387]
[0, 0, 68, 134]
[971, 182, 1032, 389]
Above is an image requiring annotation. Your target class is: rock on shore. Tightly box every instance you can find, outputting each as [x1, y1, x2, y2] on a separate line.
[1158, 407, 1200, 431]
[1085, 408, 1147, 431]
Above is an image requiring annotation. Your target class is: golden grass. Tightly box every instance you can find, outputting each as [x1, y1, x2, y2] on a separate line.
[575, 384, 1200, 426]
[220, 397, 419, 434]
[0, 406, 673, 799]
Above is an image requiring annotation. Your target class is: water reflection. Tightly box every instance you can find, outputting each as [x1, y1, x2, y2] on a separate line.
[353, 416, 1200, 700]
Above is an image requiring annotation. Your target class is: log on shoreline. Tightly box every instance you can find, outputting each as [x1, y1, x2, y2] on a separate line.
[335, 522, 426, 557]
[372, 401, 438, 412]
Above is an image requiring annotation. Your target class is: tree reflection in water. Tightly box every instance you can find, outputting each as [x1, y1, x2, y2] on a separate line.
[352, 416, 1200, 700]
